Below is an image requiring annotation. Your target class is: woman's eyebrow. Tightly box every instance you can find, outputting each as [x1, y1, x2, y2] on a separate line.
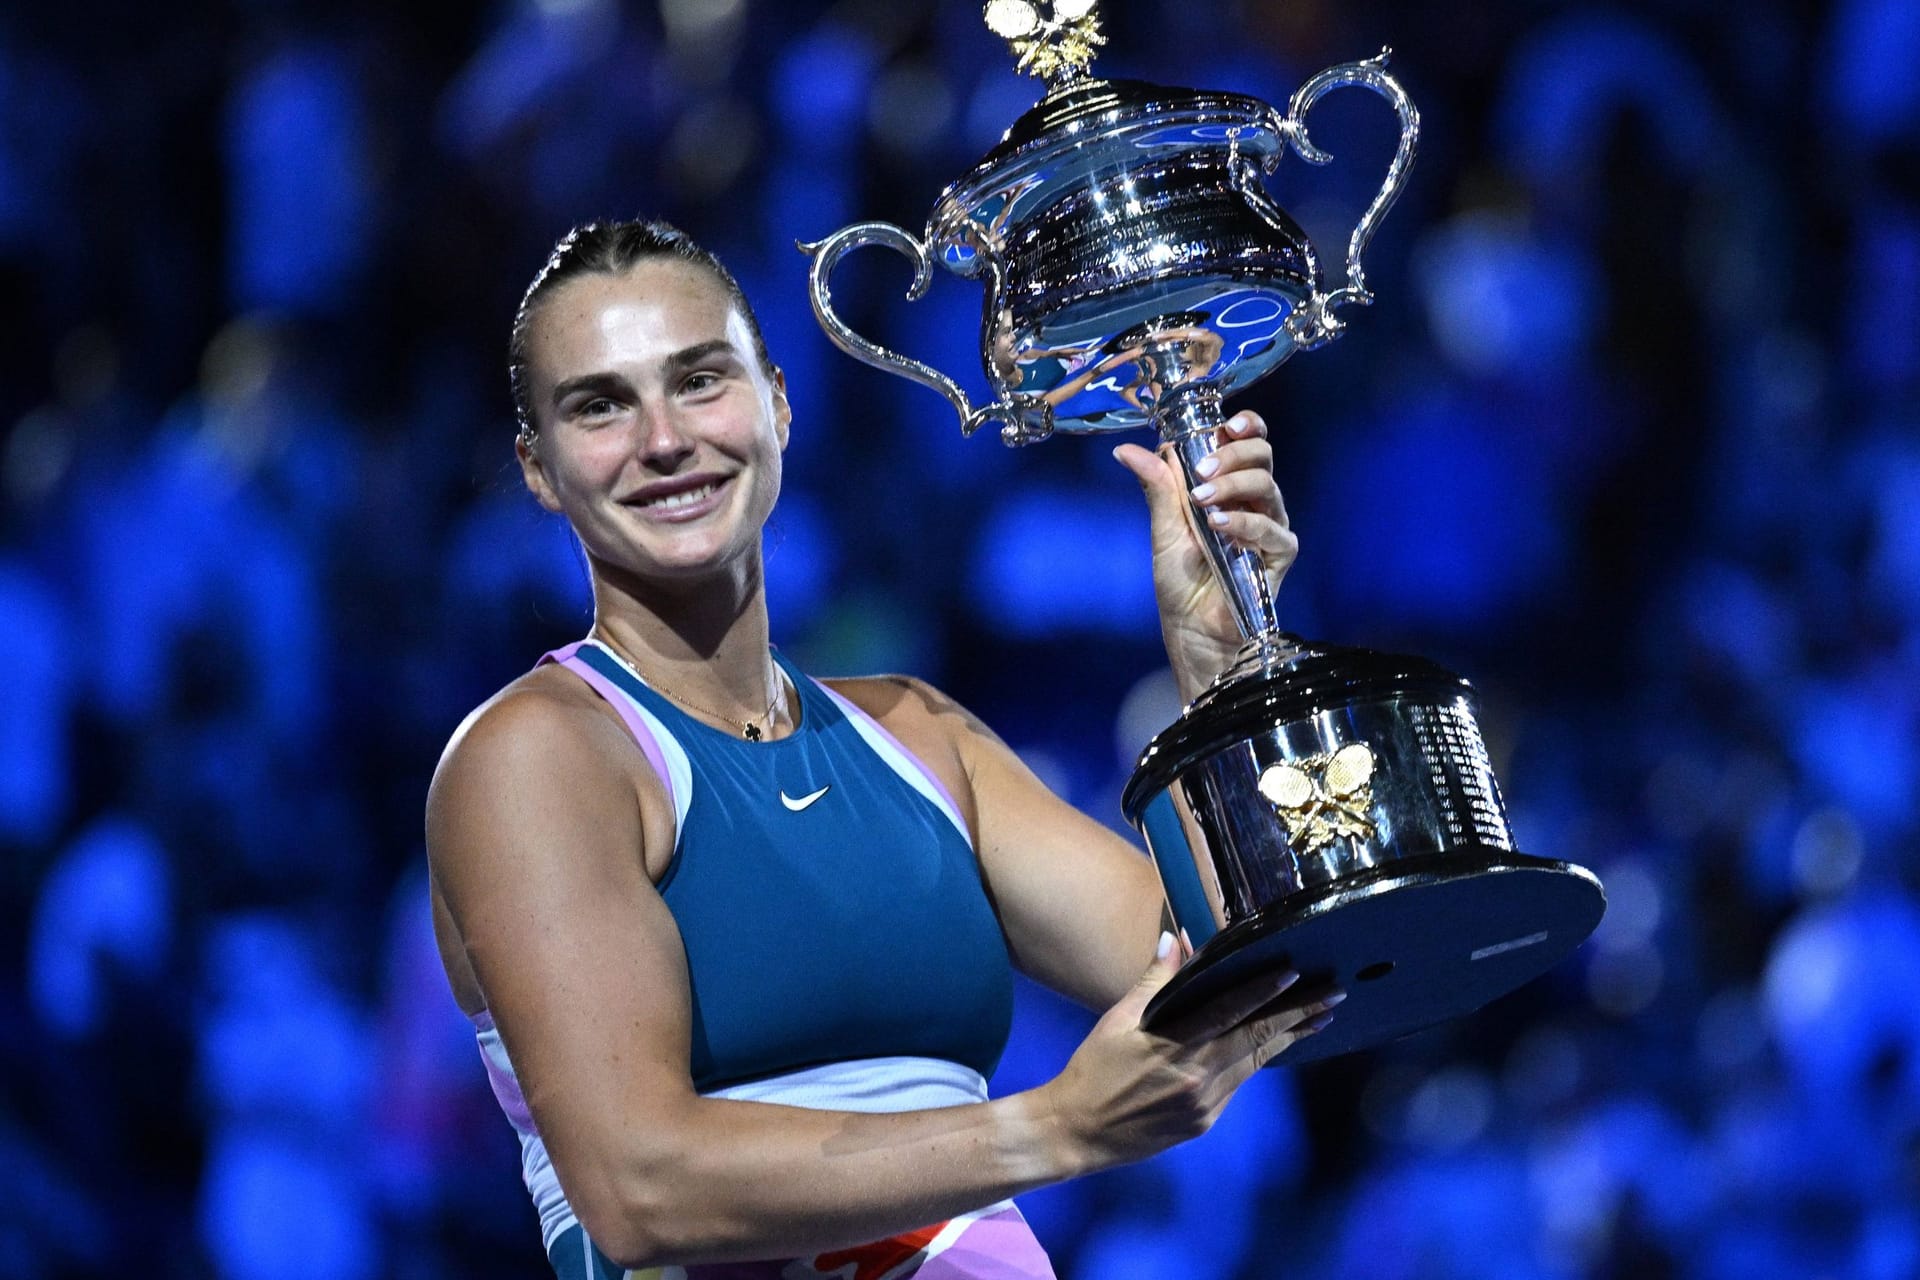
[662, 339, 739, 373]
[547, 340, 739, 408]
[548, 371, 630, 409]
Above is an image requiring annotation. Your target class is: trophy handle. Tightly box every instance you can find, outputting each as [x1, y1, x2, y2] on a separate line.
[798, 222, 1054, 445]
[1278, 48, 1421, 347]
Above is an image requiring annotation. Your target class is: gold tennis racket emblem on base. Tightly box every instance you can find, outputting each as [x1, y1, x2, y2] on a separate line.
[1259, 743, 1379, 855]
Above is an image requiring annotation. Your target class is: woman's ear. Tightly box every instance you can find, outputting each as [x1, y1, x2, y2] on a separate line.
[516, 432, 564, 513]
[771, 366, 792, 450]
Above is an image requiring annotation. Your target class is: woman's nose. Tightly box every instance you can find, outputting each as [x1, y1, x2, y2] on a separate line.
[637, 405, 696, 469]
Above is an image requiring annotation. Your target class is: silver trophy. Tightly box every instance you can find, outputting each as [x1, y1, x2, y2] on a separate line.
[801, 2, 1603, 1064]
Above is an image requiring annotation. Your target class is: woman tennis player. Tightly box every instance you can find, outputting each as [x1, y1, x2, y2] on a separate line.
[426, 219, 1341, 1279]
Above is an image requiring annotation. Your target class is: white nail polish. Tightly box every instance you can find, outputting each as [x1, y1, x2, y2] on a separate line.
[1157, 930, 1175, 960]
[1208, 510, 1230, 527]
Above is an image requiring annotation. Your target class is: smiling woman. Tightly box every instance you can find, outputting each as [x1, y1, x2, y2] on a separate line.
[423, 217, 1333, 1279]
[515, 262, 790, 589]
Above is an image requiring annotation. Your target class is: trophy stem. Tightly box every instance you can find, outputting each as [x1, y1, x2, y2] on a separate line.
[1155, 387, 1283, 643]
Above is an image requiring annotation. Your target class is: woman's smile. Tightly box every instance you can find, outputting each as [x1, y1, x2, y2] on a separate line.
[621, 472, 734, 523]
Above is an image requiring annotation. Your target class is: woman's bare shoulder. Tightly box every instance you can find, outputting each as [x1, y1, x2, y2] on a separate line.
[427, 664, 647, 848]
[820, 673, 1009, 752]
[446, 663, 611, 749]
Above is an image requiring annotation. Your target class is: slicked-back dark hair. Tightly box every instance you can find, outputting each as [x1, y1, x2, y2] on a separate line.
[509, 218, 774, 445]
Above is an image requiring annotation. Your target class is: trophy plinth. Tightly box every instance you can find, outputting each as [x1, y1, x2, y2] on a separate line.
[1124, 639, 1604, 1062]
[800, 2, 1605, 1063]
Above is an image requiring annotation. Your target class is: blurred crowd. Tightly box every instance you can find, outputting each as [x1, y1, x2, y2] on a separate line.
[2, 0, 1917, 1276]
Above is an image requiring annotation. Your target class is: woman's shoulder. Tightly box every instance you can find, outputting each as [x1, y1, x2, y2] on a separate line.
[813, 672, 1017, 785]
[818, 671, 953, 732]
[818, 673, 1001, 743]
[446, 662, 615, 753]
[429, 664, 644, 822]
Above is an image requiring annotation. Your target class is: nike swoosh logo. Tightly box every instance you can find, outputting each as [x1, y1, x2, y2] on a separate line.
[780, 785, 831, 812]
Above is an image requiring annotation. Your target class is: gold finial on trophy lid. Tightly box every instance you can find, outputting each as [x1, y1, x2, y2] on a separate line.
[983, 0, 1106, 89]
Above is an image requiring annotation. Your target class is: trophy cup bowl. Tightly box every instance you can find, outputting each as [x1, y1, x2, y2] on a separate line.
[803, 56, 1409, 448]
[801, 5, 1604, 1065]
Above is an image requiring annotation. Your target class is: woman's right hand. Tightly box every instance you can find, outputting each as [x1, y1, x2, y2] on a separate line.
[1040, 933, 1343, 1173]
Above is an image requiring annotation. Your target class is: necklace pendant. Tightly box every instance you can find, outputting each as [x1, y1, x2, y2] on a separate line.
[743, 723, 763, 742]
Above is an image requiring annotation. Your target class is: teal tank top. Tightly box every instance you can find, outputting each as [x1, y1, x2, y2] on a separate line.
[547, 640, 1015, 1092]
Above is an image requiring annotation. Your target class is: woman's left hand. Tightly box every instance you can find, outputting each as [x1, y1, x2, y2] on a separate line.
[1113, 410, 1297, 700]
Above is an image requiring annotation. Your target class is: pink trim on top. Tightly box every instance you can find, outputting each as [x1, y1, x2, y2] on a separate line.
[537, 641, 676, 814]
[468, 1009, 539, 1135]
[817, 683, 970, 841]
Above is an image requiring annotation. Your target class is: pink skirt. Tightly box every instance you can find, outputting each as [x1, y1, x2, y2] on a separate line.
[548, 1201, 1057, 1279]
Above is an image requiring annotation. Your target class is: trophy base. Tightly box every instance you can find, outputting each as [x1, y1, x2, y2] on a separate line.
[1139, 849, 1605, 1067]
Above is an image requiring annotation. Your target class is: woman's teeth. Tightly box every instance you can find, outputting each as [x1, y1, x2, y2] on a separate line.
[643, 481, 719, 511]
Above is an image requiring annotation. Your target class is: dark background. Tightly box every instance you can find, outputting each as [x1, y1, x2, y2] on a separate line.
[3, 0, 1918, 1276]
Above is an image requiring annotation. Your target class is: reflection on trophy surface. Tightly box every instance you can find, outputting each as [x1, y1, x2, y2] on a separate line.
[802, 1, 1605, 1065]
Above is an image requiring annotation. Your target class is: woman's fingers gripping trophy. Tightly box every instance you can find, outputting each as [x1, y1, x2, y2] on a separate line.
[1112, 410, 1298, 695]
[1040, 929, 1343, 1174]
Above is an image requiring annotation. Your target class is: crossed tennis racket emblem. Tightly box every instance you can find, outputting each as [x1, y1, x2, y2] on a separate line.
[1258, 742, 1380, 855]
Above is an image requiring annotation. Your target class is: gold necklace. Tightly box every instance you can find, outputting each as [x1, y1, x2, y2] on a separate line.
[592, 636, 787, 741]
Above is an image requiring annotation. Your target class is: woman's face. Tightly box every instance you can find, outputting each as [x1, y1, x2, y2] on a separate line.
[517, 259, 790, 588]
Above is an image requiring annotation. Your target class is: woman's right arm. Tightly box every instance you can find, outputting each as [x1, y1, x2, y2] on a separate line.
[427, 684, 1333, 1271]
